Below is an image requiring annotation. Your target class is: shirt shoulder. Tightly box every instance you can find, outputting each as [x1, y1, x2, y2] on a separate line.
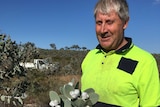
[128, 45, 155, 62]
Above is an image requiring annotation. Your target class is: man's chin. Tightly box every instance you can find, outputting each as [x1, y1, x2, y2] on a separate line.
[100, 44, 112, 51]
[100, 43, 111, 48]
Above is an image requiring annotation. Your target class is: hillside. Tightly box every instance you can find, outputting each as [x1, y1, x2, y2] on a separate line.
[38, 48, 160, 73]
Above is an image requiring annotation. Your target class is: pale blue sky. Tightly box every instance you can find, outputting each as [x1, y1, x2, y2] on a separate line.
[0, 0, 160, 53]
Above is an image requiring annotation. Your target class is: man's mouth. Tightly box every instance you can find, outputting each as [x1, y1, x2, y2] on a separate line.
[100, 33, 110, 38]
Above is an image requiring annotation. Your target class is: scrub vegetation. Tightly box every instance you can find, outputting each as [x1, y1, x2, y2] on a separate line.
[0, 34, 159, 107]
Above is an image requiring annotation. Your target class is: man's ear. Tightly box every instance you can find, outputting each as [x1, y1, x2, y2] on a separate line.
[123, 17, 129, 30]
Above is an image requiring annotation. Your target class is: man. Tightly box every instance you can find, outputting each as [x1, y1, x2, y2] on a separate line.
[81, 0, 160, 106]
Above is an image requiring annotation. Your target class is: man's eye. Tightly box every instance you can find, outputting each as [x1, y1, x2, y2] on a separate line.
[107, 21, 113, 25]
[96, 21, 102, 25]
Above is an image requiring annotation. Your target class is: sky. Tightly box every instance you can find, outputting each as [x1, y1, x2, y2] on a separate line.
[0, 0, 160, 53]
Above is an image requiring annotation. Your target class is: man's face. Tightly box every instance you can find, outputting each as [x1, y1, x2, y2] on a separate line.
[95, 11, 128, 51]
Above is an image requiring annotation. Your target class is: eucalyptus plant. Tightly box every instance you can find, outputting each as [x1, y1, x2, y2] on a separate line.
[49, 78, 99, 107]
[0, 34, 38, 106]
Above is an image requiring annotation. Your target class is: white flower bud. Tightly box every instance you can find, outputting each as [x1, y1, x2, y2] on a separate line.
[82, 92, 89, 100]
[74, 89, 80, 96]
[70, 91, 74, 96]
[70, 91, 77, 98]
[70, 89, 80, 99]
[49, 100, 59, 107]
[68, 82, 73, 86]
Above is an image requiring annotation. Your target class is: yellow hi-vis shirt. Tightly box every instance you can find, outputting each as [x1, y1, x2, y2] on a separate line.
[81, 38, 160, 107]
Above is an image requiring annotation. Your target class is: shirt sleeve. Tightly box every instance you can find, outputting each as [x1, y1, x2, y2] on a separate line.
[137, 58, 160, 106]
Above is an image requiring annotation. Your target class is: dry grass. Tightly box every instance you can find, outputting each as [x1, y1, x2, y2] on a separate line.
[23, 74, 81, 107]
[53, 75, 81, 83]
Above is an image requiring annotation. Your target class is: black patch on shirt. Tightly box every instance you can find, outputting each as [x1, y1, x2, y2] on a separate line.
[117, 57, 138, 74]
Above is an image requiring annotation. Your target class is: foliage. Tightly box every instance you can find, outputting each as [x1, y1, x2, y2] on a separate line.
[0, 34, 38, 106]
[19, 42, 39, 62]
[49, 78, 99, 107]
[50, 43, 57, 50]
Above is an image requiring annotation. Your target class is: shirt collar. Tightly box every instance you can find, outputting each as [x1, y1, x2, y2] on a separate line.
[96, 37, 133, 54]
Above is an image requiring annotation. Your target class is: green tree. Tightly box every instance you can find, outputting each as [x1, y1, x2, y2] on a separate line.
[70, 45, 80, 50]
[50, 43, 56, 50]
[82, 47, 87, 51]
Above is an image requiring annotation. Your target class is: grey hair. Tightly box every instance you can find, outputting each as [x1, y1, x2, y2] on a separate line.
[94, 0, 129, 22]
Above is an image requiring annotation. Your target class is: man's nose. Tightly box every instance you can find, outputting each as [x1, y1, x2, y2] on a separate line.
[100, 23, 108, 33]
